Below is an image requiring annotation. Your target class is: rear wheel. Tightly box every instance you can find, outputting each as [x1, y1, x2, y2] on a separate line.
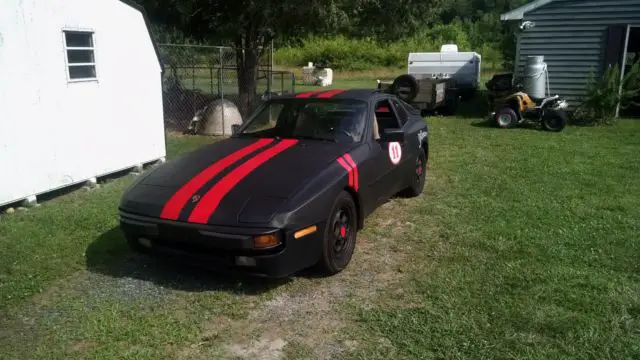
[317, 191, 358, 275]
[399, 149, 427, 197]
[542, 110, 567, 132]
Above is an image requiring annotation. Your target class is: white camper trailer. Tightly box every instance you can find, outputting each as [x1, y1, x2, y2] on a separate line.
[408, 44, 482, 100]
[0, 0, 166, 208]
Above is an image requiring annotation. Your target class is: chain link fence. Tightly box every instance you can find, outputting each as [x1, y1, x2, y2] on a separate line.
[159, 44, 296, 135]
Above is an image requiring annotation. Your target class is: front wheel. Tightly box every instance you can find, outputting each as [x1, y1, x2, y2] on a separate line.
[495, 107, 518, 128]
[317, 191, 358, 275]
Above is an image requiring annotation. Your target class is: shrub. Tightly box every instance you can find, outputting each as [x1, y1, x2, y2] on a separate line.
[573, 62, 640, 125]
[273, 21, 503, 71]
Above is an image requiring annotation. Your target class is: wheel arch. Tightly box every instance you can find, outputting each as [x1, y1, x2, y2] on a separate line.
[422, 139, 429, 161]
[343, 186, 364, 230]
[507, 98, 521, 119]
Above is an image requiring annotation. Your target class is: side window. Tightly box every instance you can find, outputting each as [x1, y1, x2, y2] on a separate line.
[374, 99, 402, 138]
[390, 99, 409, 125]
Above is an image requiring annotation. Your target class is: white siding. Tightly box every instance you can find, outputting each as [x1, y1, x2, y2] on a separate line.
[0, 0, 165, 206]
[514, 0, 640, 107]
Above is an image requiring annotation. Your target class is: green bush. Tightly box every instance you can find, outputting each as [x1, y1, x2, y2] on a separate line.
[273, 20, 504, 71]
[573, 62, 640, 125]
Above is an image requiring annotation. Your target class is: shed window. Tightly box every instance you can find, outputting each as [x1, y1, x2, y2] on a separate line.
[63, 31, 96, 81]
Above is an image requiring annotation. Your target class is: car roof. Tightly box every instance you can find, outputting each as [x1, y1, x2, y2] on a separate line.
[269, 88, 387, 102]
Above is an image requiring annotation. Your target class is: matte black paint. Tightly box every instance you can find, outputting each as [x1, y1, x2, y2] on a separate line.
[119, 89, 429, 277]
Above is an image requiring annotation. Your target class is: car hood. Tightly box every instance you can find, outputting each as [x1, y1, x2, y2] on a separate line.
[120, 137, 355, 226]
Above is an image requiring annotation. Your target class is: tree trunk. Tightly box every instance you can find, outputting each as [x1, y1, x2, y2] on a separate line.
[235, 42, 260, 120]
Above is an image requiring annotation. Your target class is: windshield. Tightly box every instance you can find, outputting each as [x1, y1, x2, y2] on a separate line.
[235, 99, 368, 143]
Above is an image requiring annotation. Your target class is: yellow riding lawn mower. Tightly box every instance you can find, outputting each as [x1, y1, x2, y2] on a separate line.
[486, 72, 569, 132]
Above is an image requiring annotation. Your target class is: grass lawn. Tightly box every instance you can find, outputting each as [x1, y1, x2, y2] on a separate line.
[1, 111, 640, 357]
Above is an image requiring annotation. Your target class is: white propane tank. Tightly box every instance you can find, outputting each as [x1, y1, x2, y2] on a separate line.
[523, 56, 548, 99]
[317, 68, 333, 87]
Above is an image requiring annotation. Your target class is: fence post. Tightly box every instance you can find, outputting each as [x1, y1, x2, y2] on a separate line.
[210, 67, 213, 95]
[219, 47, 225, 136]
[192, 65, 196, 122]
[291, 72, 296, 93]
[268, 40, 273, 95]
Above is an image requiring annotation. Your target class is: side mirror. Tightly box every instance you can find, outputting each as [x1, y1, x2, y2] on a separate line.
[231, 124, 240, 134]
[381, 128, 405, 143]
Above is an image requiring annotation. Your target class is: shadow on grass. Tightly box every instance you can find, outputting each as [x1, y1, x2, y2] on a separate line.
[455, 90, 492, 119]
[85, 227, 290, 295]
[470, 117, 547, 131]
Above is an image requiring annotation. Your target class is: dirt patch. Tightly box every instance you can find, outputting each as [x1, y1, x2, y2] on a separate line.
[181, 197, 416, 359]
[69, 340, 101, 353]
[226, 336, 288, 360]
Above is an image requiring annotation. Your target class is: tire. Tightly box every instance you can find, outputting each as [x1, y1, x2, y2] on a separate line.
[391, 74, 420, 102]
[495, 107, 518, 128]
[317, 191, 358, 275]
[542, 110, 567, 132]
[399, 148, 427, 197]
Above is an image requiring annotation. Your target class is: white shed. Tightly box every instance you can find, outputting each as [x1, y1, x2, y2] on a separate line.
[0, 0, 166, 207]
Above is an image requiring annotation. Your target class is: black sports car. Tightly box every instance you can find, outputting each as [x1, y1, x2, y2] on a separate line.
[119, 89, 429, 278]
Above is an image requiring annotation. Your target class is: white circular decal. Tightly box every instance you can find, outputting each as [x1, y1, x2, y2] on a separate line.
[388, 142, 402, 165]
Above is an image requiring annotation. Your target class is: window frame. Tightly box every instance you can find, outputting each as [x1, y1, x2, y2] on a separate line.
[374, 98, 403, 128]
[389, 98, 409, 126]
[62, 29, 98, 82]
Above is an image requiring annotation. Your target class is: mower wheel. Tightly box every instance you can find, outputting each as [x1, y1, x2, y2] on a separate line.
[495, 107, 518, 128]
[542, 110, 567, 132]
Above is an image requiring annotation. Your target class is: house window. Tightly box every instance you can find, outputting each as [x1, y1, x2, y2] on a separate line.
[63, 31, 96, 81]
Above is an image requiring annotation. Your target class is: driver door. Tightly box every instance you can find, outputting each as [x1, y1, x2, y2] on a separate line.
[362, 96, 406, 206]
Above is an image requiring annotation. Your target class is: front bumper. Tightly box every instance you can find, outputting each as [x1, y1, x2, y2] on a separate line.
[119, 211, 323, 278]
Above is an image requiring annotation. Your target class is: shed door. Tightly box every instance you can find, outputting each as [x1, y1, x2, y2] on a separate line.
[604, 26, 626, 70]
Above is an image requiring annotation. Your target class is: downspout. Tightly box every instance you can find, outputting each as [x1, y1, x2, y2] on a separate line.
[616, 25, 631, 118]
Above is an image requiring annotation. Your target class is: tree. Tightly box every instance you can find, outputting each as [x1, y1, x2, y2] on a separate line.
[334, 0, 446, 41]
[141, 0, 343, 119]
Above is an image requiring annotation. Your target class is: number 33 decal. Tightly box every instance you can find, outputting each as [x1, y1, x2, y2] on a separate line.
[388, 142, 402, 165]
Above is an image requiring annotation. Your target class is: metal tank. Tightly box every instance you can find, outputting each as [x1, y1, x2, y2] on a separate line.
[523, 55, 548, 99]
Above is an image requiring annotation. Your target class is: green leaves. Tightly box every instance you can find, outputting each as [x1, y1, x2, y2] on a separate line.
[574, 62, 640, 125]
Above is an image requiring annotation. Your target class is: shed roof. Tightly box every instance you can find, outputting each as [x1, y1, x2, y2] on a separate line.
[500, 0, 556, 21]
[119, 0, 164, 72]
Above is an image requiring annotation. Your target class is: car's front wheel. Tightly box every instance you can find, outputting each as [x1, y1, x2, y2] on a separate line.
[317, 191, 358, 275]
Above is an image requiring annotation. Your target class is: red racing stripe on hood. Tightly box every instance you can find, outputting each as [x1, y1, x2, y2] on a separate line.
[187, 139, 299, 224]
[295, 90, 325, 98]
[160, 138, 274, 220]
[316, 89, 346, 98]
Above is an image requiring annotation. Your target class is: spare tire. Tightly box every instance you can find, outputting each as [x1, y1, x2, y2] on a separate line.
[391, 74, 420, 102]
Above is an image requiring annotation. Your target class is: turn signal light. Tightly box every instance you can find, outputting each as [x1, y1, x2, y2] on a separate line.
[254, 234, 280, 249]
[294, 225, 317, 239]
